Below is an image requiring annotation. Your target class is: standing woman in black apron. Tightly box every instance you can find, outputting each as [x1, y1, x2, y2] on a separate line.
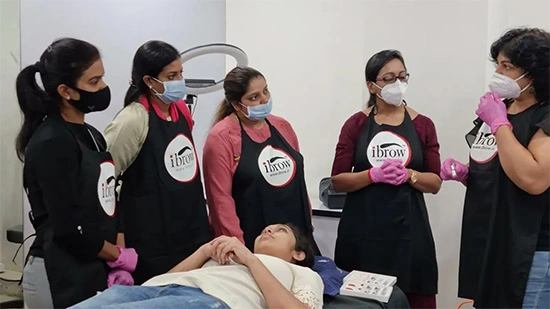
[441, 28, 550, 308]
[202, 66, 318, 253]
[18, 38, 138, 308]
[331, 50, 442, 309]
[104, 40, 212, 284]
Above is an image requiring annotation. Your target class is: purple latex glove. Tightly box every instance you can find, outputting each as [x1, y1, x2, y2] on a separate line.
[369, 159, 408, 186]
[106, 246, 138, 273]
[107, 269, 134, 287]
[440, 158, 468, 181]
[476, 92, 512, 134]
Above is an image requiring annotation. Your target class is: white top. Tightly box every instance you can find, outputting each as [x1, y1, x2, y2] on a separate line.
[143, 254, 324, 309]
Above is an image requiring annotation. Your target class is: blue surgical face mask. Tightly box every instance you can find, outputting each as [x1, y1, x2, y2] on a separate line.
[240, 97, 273, 121]
[152, 77, 187, 104]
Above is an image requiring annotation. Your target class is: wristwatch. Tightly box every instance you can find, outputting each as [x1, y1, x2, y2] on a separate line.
[409, 169, 418, 185]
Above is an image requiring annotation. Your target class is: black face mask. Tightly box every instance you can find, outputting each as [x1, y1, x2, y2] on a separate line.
[68, 86, 111, 113]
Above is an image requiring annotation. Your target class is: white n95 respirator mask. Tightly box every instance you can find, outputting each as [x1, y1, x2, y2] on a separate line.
[488, 72, 531, 99]
[373, 80, 408, 106]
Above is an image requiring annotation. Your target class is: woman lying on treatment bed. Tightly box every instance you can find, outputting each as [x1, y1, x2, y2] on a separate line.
[70, 224, 323, 309]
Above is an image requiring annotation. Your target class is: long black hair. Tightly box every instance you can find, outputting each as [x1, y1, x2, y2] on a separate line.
[364, 50, 406, 108]
[15, 38, 100, 161]
[124, 40, 180, 107]
[490, 28, 550, 104]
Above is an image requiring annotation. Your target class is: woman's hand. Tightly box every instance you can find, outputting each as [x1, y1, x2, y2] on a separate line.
[199, 242, 214, 260]
[210, 236, 256, 266]
[476, 92, 511, 134]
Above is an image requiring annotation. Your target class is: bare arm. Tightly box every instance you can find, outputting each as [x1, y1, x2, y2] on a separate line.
[97, 241, 121, 261]
[167, 243, 211, 273]
[116, 233, 125, 247]
[409, 170, 442, 194]
[494, 126, 550, 195]
[247, 257, 309, 309]
[331, 170, 372, 193]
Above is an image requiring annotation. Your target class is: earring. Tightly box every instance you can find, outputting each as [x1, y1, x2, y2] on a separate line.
[66, 96, 70, 100]
[529, 87, 535, 94]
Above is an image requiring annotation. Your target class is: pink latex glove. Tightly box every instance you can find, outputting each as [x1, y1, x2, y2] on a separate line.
[106, 246, 138, 273]
[476, 92, 512, 134]
[440, 158, 468, 181]
[369, 159, 409, 186]
[107, 269, 134, 287]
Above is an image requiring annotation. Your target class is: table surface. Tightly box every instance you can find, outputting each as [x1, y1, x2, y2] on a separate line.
[311, 198, 343, 218]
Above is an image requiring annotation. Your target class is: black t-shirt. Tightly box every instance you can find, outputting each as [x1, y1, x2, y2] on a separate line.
[25, 116, 107, 258]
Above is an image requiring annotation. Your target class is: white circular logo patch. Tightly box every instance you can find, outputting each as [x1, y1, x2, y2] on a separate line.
[258, 145, 296, 187]
[164, 134, 198, 183]
[97, 160, 116, 217]
[366, 131, 411, 167]
[470, 123, 498, 164]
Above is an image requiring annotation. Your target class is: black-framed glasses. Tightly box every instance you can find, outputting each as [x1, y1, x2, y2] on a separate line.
[375, 73, 410, 84]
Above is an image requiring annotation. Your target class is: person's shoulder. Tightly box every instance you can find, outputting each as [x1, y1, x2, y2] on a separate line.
[106, 103, 148, 132]
[409, 108, 435, 126]
[26, 117, 77, 158]
[340, 111, 368, 132]
[267, 114, 291, 126]
[210, 116, 239, 136]
[30, 117, 74, 144]
[207, 116, 241, 147]
[118, 102, 148, 118]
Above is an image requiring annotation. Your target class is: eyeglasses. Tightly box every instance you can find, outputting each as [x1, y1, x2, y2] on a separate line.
[375, 73, 410, 84]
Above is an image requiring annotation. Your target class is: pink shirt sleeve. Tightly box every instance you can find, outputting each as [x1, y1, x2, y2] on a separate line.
[202, 122, 244, 243]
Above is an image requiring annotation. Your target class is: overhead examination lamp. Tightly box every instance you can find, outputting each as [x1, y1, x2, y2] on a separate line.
[180, 43, 248, 113]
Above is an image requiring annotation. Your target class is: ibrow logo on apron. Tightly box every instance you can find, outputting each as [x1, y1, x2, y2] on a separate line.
[470, 123, 498, 164]
[164, 134, 198, 183]
[258, 145, 296, 187]
[97, 160, 116, 217]
[366, 130, 411, 167]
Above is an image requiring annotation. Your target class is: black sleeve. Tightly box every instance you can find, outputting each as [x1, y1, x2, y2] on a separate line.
[34, 133, 105, 261]
[535, 116, 550, 136]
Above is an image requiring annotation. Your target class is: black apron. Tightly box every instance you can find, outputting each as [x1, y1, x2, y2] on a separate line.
[232, 118, 318, 253]
[119, 104, 212, 284]
[36, 122, 117, 308]
[334, 110, 438, 295]
[458, 119, 501, 299]
[470, 103, 549, 308]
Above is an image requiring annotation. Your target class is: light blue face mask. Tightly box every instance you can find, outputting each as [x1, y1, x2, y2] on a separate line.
[240, 97, 273, 121]
[152, 77, 187, 104]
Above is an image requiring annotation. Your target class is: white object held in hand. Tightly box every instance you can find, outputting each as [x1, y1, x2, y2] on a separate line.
[450, 163, 457, 178]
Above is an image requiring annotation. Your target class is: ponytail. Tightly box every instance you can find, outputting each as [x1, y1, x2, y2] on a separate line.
[15, 63, 59, 161]
[212, 99, 235, 126]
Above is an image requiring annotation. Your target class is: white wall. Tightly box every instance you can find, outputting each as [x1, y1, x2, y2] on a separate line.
[226, 0, 549, 307]
[0, 0, 23, 271]
[21, 0, 227, 257]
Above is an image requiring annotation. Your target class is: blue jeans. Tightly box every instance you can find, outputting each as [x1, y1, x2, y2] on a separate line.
[69, 284, 230, 309]
[522, 251, 550, 309]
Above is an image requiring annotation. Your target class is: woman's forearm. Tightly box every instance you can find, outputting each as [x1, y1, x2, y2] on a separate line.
[247, 257, 308, 309]
[410, 171, 442, 194]
[97, 241, 120, 262]
[331, 170, 372, 193]
[168, 248, 209, 273]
